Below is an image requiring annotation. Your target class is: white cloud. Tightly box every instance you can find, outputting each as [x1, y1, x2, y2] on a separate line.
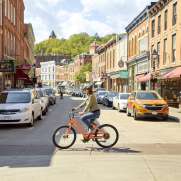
[24, 0, 153, 42]
[57, 12, 114, 38]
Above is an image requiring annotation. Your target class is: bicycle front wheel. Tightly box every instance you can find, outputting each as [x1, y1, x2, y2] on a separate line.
[95, 124, 119, 148]
[52, 126, 76, 149]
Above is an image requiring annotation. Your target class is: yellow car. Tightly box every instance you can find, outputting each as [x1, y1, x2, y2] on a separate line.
[127, 91, 169, 120]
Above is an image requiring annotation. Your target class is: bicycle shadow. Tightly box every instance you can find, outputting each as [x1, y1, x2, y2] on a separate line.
[56, 146, 141, 154]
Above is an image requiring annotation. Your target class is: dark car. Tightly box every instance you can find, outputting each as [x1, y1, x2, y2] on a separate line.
[96, 91, 108, 104]
[102, 92, 118, 107]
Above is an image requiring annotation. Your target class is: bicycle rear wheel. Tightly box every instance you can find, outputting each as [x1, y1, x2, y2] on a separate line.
[52, 125, 76, 149]
[95, 124, 119, 148]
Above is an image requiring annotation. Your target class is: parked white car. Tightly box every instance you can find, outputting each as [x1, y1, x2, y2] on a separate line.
[113, 93, 131, 112]
[36, 88, 49, 115]
[0, 90, 42, 126]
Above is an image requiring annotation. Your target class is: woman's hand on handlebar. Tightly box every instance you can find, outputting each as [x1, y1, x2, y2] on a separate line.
[79, 112, 84, 116]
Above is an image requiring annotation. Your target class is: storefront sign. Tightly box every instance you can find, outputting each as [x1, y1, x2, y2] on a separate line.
[0, 60, 15, 72]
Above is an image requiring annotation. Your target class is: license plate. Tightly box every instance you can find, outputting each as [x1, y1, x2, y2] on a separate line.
[1, 116, 12, 120]
[152, 112, 158, 115]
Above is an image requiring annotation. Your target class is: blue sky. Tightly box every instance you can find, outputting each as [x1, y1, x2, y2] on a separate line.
[24, 0, 152, 43]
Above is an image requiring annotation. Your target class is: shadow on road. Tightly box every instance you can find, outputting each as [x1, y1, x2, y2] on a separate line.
[57, 146, 141, 154]
[0, 96, 81, 168]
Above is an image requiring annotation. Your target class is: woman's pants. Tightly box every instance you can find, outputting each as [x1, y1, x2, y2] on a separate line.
[80, 111, 100, 129]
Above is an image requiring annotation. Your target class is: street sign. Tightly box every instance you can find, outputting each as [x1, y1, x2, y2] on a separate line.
[0, 60, 15, 72]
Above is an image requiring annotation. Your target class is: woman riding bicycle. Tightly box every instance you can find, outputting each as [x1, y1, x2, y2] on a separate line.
[74, 85, 100, 130]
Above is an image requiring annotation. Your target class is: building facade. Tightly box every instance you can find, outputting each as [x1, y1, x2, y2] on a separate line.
[149, 0, 181, 107]
[109, 34, 128, 92]
[40, 61, 56, 88]
[126, 3, 155, 92]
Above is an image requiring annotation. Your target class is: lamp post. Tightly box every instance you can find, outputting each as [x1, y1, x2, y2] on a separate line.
[151, 49, 159, 90]
[32, 64, 36, 88]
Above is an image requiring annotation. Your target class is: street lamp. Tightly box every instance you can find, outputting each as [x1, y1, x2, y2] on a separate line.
[32, 64, 37, 87]
[151, 49, 159, 72]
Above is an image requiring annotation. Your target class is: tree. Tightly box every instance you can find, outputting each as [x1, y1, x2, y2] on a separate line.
[34, 33, 116, 57]
[75, 63, 92, 83]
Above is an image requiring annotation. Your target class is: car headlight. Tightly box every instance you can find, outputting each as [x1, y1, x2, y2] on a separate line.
[20, 108, 30, 113]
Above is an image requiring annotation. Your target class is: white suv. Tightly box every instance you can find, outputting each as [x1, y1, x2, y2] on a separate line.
[0, 90, 42, 126]
[36, 88, 49, 115]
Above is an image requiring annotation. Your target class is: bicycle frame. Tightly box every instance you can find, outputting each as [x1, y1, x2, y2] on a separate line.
[66, 112, 105, 140]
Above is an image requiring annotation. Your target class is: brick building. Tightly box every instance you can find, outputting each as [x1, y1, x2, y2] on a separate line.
[0, 0, 34, 90]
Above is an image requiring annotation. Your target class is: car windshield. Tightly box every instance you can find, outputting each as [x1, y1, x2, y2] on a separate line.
[37, 90, 44, 97]
[120, 94, 130, 99]
[136, 92, 161, 100]
[108, 92, 118, 97]
[0, 92, 31, 104]
[98, 92, 107, 96]
[45, 89, 53, 95]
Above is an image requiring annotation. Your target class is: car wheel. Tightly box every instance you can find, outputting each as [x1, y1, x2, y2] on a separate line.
[38, 110, 43, 120]
[118, 104, 121, 112]
[133, 108, 138, 120]
[162, 115, 168, 120]
[28, 114, 34, 127]
[127, 108, 131, 117]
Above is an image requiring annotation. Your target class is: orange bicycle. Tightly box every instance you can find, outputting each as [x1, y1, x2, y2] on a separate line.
[52, 111, 119, 149]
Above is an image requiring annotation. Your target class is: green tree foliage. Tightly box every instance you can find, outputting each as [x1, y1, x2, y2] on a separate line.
[75, 63, 92, 83]
[34, 33, 116, 57]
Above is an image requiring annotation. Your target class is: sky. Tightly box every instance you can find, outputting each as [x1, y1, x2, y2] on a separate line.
[24, 0, 152, 43]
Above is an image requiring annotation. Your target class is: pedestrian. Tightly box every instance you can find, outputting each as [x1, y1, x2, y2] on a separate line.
[59, 89, 63, 99]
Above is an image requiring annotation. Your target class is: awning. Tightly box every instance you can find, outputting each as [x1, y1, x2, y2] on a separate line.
[15, 69, 33, 84]
[136, 73, 151, 83]
[17, 64, 32, 71]
[163, 67, 181, 79]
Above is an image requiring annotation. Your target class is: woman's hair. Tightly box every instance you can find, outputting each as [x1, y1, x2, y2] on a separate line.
[87, 87, 93, 95]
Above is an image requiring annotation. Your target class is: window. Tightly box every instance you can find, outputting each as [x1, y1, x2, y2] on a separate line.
[158, 15, 161, 34]
[157, 42, 160, 66]
[151, 20, 155, 37]
[164, 10, 168, 30]
[173, 2, 177, 26]
[163, 39, 167, 65]
[172, 34, 176, 63]
[139, 36, 148, 55]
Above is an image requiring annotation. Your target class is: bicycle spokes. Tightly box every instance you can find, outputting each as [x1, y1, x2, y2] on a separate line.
[95, 124, 119, 148]
[53, 126, 76, 149]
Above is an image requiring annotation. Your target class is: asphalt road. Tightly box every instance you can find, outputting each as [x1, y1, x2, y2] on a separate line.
[1, 96, 181, 181]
